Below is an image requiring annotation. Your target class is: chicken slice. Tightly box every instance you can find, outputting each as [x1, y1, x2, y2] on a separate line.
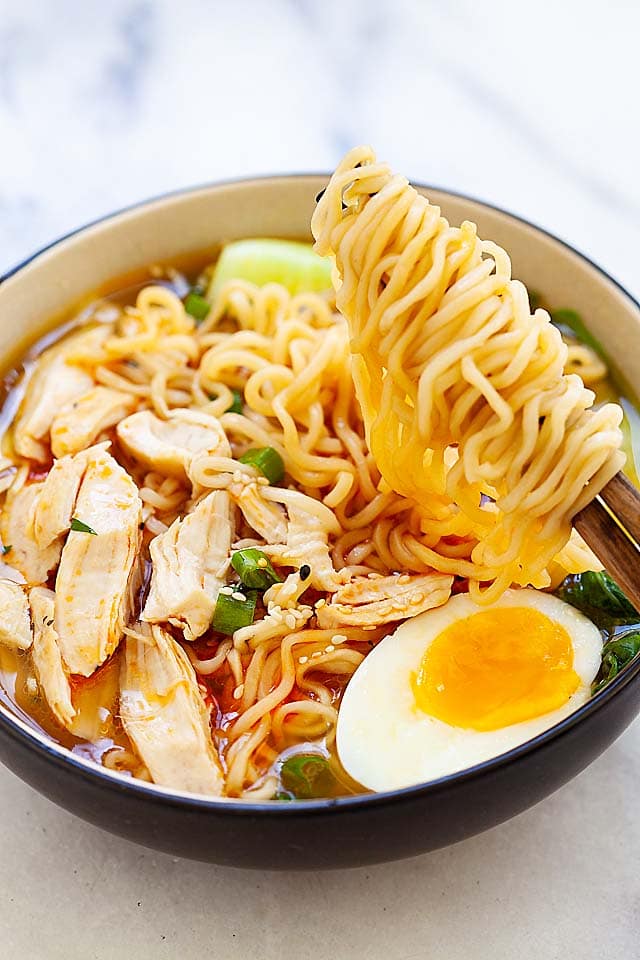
[13, 325, 110, 462]
[263, 488, 341, 591]
[229, 476, 287, 543]
[1, 480, 62, 585]
[50, 386, 136, 458]
[30, 587, 75, 730]
[120, 624, 224, 796]
[117, 408, 230, 481]
[0, 580, 32, 651]
[316, 572, 453, 628]
[29, 446, 98, 550]
[55, 448, 142, 676]
[143, 491, 234, 641]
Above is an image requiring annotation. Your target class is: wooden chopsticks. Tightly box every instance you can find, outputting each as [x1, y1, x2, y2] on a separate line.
[574, 471, 640, 610]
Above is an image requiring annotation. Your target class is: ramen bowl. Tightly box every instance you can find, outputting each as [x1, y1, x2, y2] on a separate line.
[1, 176, 639, 869]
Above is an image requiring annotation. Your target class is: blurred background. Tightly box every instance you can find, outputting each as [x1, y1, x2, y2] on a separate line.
[1, 0, 639, 297]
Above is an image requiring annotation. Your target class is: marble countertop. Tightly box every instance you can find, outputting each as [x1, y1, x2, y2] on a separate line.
[1, 1, 639, 957]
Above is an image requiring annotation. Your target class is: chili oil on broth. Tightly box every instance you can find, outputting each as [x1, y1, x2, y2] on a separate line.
[0, 245, 636, 801]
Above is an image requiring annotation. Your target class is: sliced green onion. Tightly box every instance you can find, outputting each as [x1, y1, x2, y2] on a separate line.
[299, 564, 311, 582]
[231, 548, 281, 590]
[1, 545, 11, 556]
[279, 754, 335, 800]
[209, 239, 333, 300]
[226, 389, 244, 415]
[70, 518, 97, 535]
[551, 308, 604, 358]
[211, 589, 257, 635]
[184, 290, 211, 322]
[239, 446, 285, 484]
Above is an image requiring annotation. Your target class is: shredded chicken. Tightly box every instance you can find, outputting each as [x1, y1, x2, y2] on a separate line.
[316, 572, 453, 627]
[30, 587, 75, 730]
[120, 624, 224, 795]
[0, 580, 32, 651]
[13, 326, 110, 462]
[262, 488, 341, 591]
[117, 408, 230, 481]
[30, 446, 98, 549]
[55, 447, 142, 676]
[143, 491, 234, 641]
[1, 480, 62, 585]
[229, 476, 287, 543]
[50, 386, 136, 458]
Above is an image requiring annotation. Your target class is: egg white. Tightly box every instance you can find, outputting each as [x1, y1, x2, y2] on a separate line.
[336, 589, 602, 792]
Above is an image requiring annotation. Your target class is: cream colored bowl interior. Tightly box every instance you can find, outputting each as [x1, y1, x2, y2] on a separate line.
[1, 177, 639, 386]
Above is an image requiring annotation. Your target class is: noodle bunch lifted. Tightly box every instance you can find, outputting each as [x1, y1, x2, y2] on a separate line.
[312, 146, 624, 600]
[0, 147, 627, 801]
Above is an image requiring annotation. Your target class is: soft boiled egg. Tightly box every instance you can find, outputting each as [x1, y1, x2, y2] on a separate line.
[337, 589, 602, 791]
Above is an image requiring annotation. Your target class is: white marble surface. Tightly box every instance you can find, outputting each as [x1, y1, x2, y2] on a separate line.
[1, 1, 639, 957]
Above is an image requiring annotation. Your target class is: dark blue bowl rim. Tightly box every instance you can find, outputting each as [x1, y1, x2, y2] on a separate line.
[1, 173, 639, 816]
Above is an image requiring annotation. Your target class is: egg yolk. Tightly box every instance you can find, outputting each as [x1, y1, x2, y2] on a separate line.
[413, 607, 580, 731]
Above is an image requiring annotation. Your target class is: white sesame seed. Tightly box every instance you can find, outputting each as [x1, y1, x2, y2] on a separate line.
[325, 644, 335, 653]
[232, 591, 246, 602]
[257, 557, 268, 568]
[26, 677, 38, 697]
[285, 614, 297, 630]
[312, 651, 322, 659]
[315, 598, 326, 609]
[299, 656, 309, 665]
[332, 634, 348, 644]
[398, 574, 410, 584]
[233, 684, 245, 700]
[220, 586, 233, 596]
[362, 626, 376, 631]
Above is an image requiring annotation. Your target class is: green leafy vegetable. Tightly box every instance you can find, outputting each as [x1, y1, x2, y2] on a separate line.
[555, 571, 638, 628]
[528, 290, 542, 312]
[593, 631, 640, 694]
[550, 308, 605, 358]
[184, 290, 211, 322]
[211, 589, 257, 635]
[239, 446, 285, 484]
[226, 389, 244, 414]
[1, 545, 11, 555]
[209, 239, 333, 299]
[279, 754, 336, 800]
[70, 518, 98, 536]
[231, 548, 281, 590]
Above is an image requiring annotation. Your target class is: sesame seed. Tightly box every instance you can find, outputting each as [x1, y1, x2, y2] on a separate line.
[257, 557, 268, 568]
[299, 656, 309, 665]
[398, 574, 410, 584]
[311, 651, 322, 659]
[26, 677, 38, 697]
[411, 593, 424, 604]
[220, 586, 233, 596]
[232, 591, 246, 602]
[325, 644, 335, 653]
[315, 598, 326, 609]
[285, 614, 297, 630]
[362, 625, 376, 631]
[332, 634, 348, 644]
[233, 684, 245, 700]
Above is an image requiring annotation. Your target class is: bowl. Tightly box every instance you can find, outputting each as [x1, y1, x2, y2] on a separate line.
[1, 176, 639, 870]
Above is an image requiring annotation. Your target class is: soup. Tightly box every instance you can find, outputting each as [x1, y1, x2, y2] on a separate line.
[0, 150, 638, 800]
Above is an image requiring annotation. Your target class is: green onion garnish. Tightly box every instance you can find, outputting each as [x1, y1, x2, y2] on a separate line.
[238, 446, 285, 484]
[70, 518, 97, 535]
[211, 589, 257, 635]
[550, 308, 604, 358]
[184, 291, 211, 323]
[226, 389, 244, 415]
[1, 545, 11, 556]
[231, 548, 281, 590]
[279, 754, 335, 800]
